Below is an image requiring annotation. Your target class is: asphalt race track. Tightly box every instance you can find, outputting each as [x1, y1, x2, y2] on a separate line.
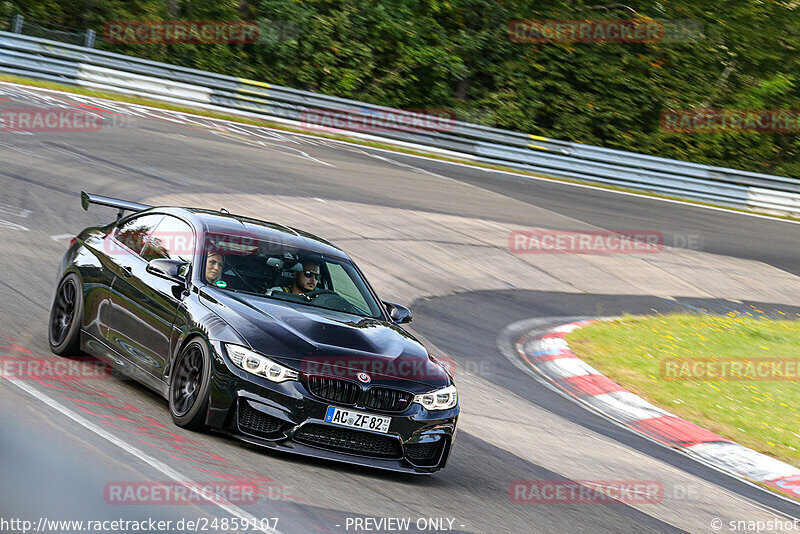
[1, 83, 800, 533]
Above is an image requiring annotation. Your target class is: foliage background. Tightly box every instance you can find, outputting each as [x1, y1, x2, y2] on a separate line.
[3, 0, 799, 177]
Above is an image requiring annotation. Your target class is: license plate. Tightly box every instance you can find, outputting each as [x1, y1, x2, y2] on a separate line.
[324, 406, 391, 433]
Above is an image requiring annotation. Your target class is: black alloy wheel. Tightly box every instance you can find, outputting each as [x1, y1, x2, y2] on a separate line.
[48, 273, 83, 354]
[169, 339, 211, 429]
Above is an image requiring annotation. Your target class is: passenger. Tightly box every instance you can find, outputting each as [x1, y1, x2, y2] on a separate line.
[205, 252, 225, 284]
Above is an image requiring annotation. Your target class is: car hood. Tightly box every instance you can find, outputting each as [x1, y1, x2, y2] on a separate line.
[200, 289, 450, 388]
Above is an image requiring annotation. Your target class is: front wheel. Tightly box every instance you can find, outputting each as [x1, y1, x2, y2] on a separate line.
[48, 273, 83, 355]
[169, 339, 211, 430]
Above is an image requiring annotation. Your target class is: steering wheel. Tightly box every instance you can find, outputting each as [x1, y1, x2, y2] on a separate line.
[306, 290, 363, 315]
[302, 287, 336, 301]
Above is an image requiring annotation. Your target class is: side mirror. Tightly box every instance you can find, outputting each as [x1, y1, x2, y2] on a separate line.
[146, 258, 187, 283]
[383, 301, 412, 324]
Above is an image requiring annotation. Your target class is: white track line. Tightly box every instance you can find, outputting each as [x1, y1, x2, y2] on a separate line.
[3, 80, 799, 226]
[1, 376, 282, 534]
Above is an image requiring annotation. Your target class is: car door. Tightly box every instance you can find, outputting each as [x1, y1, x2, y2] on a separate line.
[106, 213, 182, 377]
[132, 214, 196, 378]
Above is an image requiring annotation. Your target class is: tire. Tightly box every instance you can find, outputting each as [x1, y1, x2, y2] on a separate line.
[169, 339, 211, 430]
[48, 273, 83, 355]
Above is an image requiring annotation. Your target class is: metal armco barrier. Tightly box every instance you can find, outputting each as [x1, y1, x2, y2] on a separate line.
[2, 30, 799, 215]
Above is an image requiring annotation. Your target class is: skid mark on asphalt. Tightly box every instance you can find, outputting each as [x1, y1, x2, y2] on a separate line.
[43, 143, 130, 176]
[0, 139, 55, 159]
[0, 278, 46, 311]
[206, 129, 336, 167]
[41, 142, 190, 186]
[0, 83, 338, 168]
[0, 168, 75, 196]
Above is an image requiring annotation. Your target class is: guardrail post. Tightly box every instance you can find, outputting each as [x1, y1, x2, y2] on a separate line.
[0, 29, 795, 215]
[85, 29, 96, 48]
[11, 14, 23, 33]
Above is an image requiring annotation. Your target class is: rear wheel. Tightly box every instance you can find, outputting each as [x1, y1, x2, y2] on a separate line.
[48, 273, 83, 355]
[169, 339, 211, 430]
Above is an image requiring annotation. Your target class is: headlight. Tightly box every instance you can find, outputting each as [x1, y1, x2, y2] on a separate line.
[225, 344, 298, 383]
[413, 384, 457, 411]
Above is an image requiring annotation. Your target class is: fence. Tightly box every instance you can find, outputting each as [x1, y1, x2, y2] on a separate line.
[1, 29, 798, 216]
[7, 15, 96, 48]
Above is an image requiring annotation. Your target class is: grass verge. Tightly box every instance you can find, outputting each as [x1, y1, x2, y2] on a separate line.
[566, 313, 800, 468]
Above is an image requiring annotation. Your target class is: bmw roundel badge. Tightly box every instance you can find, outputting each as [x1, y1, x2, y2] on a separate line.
[357, 372, 371, 383]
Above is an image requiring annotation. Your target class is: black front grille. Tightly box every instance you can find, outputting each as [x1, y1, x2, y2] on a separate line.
[305, 376, 359, 404]
[363, 387, 413, 412]
[294, 424, 401, 458]
[238, 401, 284, 437]
[405, 438, 445, 465]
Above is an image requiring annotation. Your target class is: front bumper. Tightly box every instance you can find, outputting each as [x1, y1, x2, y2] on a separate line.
[205, 344, 459, 474]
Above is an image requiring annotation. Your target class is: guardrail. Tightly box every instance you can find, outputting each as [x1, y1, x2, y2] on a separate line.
[1, 30, 798, 216]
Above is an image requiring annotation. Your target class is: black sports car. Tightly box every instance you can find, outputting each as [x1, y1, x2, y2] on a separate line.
[48, 192, 458, 473]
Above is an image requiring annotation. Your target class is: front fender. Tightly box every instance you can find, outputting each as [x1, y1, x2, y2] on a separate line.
[167, 291, 245, 382]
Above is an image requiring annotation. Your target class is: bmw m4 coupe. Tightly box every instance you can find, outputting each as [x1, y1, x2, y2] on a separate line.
[48, 191, 459, 473]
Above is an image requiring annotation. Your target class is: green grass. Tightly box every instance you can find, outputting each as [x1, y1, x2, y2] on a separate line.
[566, 313, 800, 468]
[3, 73, 799, 222]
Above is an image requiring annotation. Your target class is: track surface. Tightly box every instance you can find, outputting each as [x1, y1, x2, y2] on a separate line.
[1, 84, 800, 533]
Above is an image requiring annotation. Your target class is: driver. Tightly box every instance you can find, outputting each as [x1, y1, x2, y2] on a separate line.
[269, 260, 320, 296]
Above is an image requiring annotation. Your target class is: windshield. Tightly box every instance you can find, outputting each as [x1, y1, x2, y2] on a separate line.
[200, 233, 383, 319]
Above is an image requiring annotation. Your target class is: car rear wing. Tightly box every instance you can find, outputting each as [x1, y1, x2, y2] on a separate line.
[81, 191, 153, 220]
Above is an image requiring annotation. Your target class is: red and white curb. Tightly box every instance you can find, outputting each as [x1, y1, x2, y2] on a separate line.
[513, 319, 800, 502]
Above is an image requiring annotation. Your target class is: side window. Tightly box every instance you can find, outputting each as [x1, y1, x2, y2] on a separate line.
[143, 216, 195, 262]
[328, 262, 370, 312]
[113, 214, 165, 256]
